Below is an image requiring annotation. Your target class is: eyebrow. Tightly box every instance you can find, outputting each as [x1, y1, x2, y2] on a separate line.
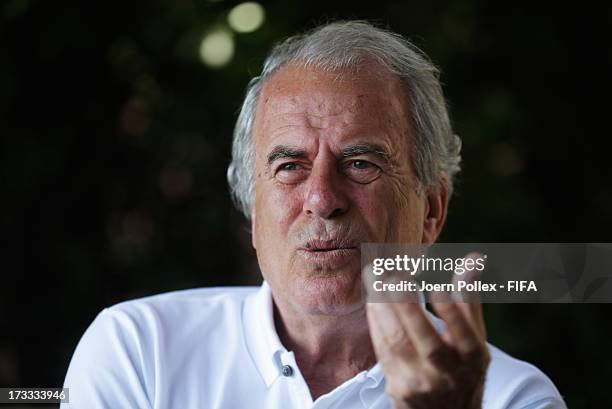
[265, 142, 392, 167]
[266, 146, 308, 166]
[341, 143, 391, 164]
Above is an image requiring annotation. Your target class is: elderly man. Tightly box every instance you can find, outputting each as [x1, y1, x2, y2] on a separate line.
[62, 21, 565, 408]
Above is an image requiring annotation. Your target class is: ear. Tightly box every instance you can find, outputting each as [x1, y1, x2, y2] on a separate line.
[421, 179, 449, 244]
[250, 207, 257, 250]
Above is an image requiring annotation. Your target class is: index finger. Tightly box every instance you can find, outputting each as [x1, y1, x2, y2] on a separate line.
[430, 253, 487, 353]
[430, 291, 483, 356]
[390, 300, 449, 362]
[452, 252, 486, 338]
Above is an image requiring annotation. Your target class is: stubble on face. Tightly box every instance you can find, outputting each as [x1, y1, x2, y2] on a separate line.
[251, 59, 425, 315]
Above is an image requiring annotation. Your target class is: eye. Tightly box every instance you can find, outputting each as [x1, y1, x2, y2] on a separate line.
[351, 160, 372, 170]
[280, 163, 300, 171]
[275, 162, 308, 184]
[343, 159, 381, 183]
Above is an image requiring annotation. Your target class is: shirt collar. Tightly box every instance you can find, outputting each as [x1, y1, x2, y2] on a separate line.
[243, 281, 286, 387]
[242, 281, 444, 390]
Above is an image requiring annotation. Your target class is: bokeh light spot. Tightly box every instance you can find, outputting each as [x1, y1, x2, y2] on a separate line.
[227, 2, 265, 33]
[199, 29, 234, 68]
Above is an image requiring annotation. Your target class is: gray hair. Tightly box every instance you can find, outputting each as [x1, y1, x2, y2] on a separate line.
[227, 20, 461, 219]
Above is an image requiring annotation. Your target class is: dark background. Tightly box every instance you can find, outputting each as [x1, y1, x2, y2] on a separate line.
[2, 0, 611, 407]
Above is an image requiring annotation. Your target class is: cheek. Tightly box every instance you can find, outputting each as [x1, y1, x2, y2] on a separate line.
[255, 182, 304, 235]
[348, 183, 393, 237]
[389, 184, 425, 240]
[350, 180, 423, 240]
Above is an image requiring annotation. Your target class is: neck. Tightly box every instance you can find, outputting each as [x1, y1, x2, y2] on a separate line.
[272, 299, 377, 400]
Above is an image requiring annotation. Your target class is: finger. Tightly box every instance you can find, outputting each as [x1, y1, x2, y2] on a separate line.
[366, 301, 417, 361]
[452, 252, 487, 338]
[389, 301, 458, 369]
[430, 295, 483, 358]
[457, 301, 486, 341]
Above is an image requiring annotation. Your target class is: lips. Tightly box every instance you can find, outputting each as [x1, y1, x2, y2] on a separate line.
[302, 239, 357, 252]
[298, 239, 359, 266]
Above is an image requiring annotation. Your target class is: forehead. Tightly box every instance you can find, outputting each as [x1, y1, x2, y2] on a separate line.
[253, 60, 411, 147]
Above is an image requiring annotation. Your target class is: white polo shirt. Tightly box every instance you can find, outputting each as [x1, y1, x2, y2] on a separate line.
[61, 282, 566, 409]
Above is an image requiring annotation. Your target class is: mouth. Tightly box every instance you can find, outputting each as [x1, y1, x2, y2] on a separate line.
[302, 239, 357, 252]
[298, 239, 359, 265]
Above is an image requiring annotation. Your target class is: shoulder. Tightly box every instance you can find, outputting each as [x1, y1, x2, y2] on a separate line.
[86, 285, 260, 361]
[61, 286, 260, 409]
[483, 344, 566, 408]
[104, 286, 258, 327]
[90, 286, 258, 343]
[425, 311, 566, 409]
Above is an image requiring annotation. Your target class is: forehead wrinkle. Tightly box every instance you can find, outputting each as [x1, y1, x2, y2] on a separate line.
[267, 99, 383, 136]
[261, 107, 405, 156]
[264, 95, 354, 122]
[255, 62, 413, 166]
[260, 111, 308, 141]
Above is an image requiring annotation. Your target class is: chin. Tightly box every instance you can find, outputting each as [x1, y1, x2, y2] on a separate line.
[297, 270, 365, 315]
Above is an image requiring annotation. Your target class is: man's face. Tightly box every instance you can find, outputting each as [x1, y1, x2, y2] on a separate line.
[251, 61, 439, 315]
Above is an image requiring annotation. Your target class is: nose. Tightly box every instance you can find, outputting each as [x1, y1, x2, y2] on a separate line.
[303, 158, 349, 219]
